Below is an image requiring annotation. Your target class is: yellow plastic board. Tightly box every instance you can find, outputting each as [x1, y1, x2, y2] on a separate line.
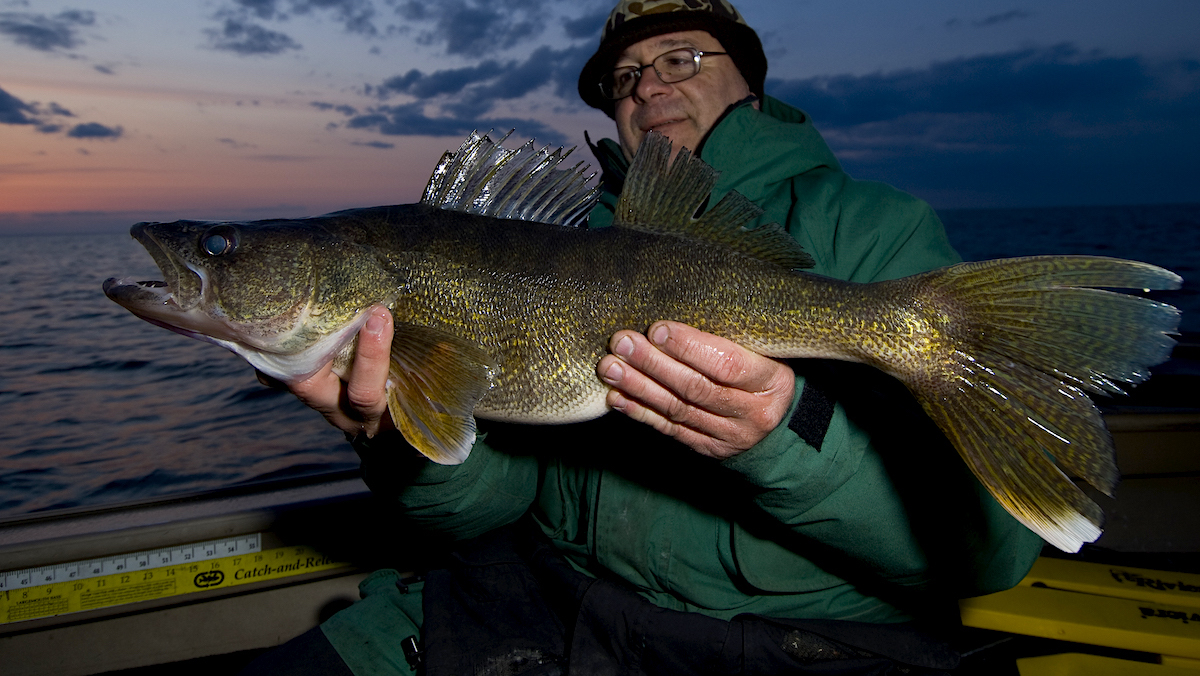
[1017, 653, 1200, 676]
[1161, 656, 1200, 670]
[960, 585, 1200, 658]
[1023, 558, 1200, 610]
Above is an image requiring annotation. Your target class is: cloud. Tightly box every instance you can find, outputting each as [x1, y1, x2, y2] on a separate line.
[291, 2, 604, 145]
[205, 17, 301, 55]
[372, 61, 507, 99]
[290, 0, 378, 35]
[67, 122, 122, 139]
[945, 9, 1032, 29]
[352, 140, 394, 149]
[766, 45, 1200, 207]
[217, 137, 256, 148]
[311, 101, 358, 116]
[0, 84, 79, 133]
[394, 0, 551, 57]
[332, 42, 592, 143]
[0, 85, 39, 125]
[207, 0, 379, 52]
[343, 101, 562, 142]
[945, 9, 1033, 29]
[973, 10, 1033, 27]
[0, 9, 94, 51]
[246, 154, 320, 161]
[2, 87, 125, 140]
[375, 43, 588, 106]
[562, 8, 607, 40]
[768, 44, 1162, 128]
[233, 0, 282, 20]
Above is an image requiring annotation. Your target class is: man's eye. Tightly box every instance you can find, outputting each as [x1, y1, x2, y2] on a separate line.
[613, 69, 636, 86]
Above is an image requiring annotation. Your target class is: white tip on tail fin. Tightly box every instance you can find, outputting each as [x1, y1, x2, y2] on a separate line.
[421, 130, 600, 227]
[902, 255, 1181, 552]
[1038, 510, 1104, 554]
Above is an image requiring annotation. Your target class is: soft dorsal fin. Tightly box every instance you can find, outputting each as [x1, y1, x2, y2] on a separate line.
[421, 130, 600, 227]
[613, 132, 814, 270]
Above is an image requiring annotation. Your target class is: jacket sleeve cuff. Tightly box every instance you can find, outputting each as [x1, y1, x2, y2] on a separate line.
[353, 430, 539, 540]
[720, 375, 868, 519]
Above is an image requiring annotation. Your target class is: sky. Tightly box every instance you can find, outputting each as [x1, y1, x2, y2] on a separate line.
[1, 0, 1199, 234]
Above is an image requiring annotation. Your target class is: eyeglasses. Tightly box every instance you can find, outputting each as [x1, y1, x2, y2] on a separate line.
[598, 48, 730, 101]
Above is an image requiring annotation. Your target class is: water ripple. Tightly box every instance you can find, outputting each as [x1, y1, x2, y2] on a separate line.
[0, 233, 353, 518]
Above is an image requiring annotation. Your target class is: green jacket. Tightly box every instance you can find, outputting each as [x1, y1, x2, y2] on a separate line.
[367, 96, 1042, 625]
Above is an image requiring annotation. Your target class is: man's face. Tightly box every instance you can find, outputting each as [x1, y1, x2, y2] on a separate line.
[613, 30, 753, 162]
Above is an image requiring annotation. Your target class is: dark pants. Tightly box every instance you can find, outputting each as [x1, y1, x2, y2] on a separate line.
[245, 522, 960, 675]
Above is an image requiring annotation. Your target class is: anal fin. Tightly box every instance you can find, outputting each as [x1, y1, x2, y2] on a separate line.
[386, 323, 495, 465]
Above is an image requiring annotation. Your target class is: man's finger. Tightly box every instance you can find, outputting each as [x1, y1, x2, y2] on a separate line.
[339, 306, 394, 437]
[289, 360, 341, 413]
[285, 305, 395, 438]
[599, 347, 743, 422]
[345, 306, 394, 415]
[605, 326, 786, 419]
[604, 387, 743, 459]
[600, 323, 796, 458]
[644, 321, 781, 391]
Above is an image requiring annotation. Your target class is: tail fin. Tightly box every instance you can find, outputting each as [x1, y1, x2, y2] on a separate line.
[903, 256, 1181, 552]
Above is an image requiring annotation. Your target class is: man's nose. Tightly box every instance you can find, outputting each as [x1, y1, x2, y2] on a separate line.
[633, 65, 672, 100]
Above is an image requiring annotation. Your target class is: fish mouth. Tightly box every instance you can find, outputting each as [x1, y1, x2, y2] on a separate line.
[102, 276, 204, 341]
[103, 223, 238, 345]
[102, 272, 247, 349]
[131, 222, 206, 310]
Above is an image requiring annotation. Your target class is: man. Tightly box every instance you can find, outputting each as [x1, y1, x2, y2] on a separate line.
[254, 1, 1044, 674]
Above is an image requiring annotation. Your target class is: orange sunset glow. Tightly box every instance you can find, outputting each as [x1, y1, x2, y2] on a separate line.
[2, 1, 1198, 235]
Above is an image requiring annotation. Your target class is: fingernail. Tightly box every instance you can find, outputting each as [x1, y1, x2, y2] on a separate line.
[615, 335, 633, 358]
[651, 324, 668, 346]
[365, 309, 387, 336]
[609, 391, 627, 411]
[602, 360, 624, 384]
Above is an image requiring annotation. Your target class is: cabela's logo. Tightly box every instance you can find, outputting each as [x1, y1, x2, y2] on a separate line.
[194, 570, 225, 588]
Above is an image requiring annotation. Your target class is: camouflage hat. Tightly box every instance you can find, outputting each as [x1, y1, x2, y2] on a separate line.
[577, 0, 767, 118]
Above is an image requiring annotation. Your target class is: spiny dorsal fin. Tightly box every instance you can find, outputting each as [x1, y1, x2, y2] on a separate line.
[421, 130, 600, 227]
[613, 131, 814, 270]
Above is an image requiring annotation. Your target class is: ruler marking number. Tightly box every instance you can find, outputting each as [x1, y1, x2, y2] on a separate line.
[0, 535, 353, 626]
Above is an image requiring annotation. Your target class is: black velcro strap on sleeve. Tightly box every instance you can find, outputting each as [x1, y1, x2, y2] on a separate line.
[788, 379, 836, 451]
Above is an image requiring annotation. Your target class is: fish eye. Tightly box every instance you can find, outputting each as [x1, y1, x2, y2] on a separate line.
[200, 226, 238, 257]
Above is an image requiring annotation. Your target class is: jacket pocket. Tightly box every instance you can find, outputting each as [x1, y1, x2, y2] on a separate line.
[732, 523, 847, 593]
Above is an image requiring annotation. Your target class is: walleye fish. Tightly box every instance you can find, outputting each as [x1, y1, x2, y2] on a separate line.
[104, 130, 1182, 553]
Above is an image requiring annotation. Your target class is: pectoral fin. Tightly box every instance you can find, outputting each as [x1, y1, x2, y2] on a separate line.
[385, 324, 495, 465]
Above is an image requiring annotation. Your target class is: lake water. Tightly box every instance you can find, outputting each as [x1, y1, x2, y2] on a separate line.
[0, 203, 1196, 519]
[0, 233, 355, 518]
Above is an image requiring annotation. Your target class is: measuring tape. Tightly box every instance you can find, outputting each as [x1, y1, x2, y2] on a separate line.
[0, 534, 350, 626]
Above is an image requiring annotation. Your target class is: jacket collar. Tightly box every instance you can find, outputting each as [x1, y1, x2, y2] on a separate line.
[586, 95, 832, 193]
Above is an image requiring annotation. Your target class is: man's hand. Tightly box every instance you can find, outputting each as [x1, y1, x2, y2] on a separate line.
[287, 305, 396, 439]
[597, 321, 795, 460]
